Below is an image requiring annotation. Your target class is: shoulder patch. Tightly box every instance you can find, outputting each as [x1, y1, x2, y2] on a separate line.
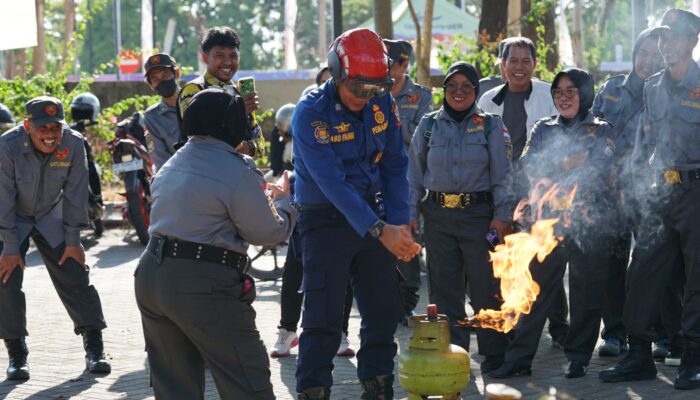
[311, 121, 330, 144]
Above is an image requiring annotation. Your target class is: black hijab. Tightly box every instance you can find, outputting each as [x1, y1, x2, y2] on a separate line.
[442, 61, 479, 122]
[628, 28, 661, 96]
[551, 68, 594, 124]
[183, 88, 248, 149]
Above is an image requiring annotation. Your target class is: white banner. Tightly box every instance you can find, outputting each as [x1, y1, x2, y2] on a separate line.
[0, 1, 38, 51]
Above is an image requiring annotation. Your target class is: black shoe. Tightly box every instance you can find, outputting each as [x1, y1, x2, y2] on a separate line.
[598, 338, 628, 357]
[666, 345, 683, 367]
[674, 342, 700, 390]
[400, 310, 416, 327]
[599, 338, 656, 383]
[360, 374, 394, 400]
[565, 361, 587, 378]
[298, 387, 330, 400]
[480, 354, 504, 373]
[82, 330, 111, 373]
[652, 339, 670, 361]
[4, 338, 29, 380]
[487, 361, 532, 379]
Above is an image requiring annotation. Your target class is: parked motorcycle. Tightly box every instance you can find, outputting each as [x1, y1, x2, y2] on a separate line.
[109, 113, 153, 245]
[70, 93, 105, 237]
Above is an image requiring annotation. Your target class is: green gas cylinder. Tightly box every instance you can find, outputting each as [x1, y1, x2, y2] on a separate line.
[398, 304, 470, 400]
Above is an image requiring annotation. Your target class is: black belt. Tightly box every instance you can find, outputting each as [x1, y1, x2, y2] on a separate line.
[147, 237, 249, 275]
[661, 168, 700, 185]
[429, 190, 492, 208]
[296, 192, 383, 212]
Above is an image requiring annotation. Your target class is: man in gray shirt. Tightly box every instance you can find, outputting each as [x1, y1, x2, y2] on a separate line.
[0, 97, 110, 380]
[143, 53, 181, 172]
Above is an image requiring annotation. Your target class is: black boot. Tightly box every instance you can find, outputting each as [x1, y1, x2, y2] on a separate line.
[360, 374, 394, 400]
[82, 330, 111, 373]
[675, 340, 700, 390]
[297, 386, 330, 400]
[599, 337, 656, 383]
[4, 338, 29, 380]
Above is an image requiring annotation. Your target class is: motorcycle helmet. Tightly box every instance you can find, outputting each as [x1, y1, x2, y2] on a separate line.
[0, 103, 15, 130]
[70, 92, 101, 123]
[275, 103, 296, 134]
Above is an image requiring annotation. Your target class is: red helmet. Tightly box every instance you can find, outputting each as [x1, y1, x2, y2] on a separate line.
[328, 28, 391, 83]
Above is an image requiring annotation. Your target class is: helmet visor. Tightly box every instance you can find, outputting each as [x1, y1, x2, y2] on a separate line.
[346, 78, 394, 99]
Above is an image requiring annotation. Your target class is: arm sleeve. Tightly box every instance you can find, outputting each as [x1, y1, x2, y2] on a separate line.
[379, 99, 410, 226]
[63, 139, 90, 246]
[178, 83, 201, 119]
[292, 103, 379, 236]
[520, 121, 544, 182]
[591, 83, 606, 118]
[407, 116, 430, 221]
[226, 169, 296, 246]
[143, 115, 172, 172]
[0, 143, 19, 255]
[488, 116, 515, 221]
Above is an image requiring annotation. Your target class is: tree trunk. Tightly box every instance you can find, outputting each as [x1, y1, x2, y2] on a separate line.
[416, 0, 434, 86]
[598, 0, 616, 35]
[33, 0, 47, 75]
[60, 0, 76, 72]
[521, 0, 558, 70]
[374, 0, 393, 39]
[284, 0, 298, 69]
[478, 0, 508, 47]
[318, 0, 327, 58]
[543, 2, 558, 70]
[17, 49, 27, 79]
[572, 0, 584, 67]
[632, 0, 647, 39]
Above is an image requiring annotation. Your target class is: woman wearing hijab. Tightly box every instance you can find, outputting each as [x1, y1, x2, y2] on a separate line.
[489, 68, 617, 379]
[408, 61, 515, 373]
[135, 88, 296, 399]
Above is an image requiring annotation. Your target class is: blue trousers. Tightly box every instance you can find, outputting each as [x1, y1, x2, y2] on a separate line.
[295, 208, 402, 391]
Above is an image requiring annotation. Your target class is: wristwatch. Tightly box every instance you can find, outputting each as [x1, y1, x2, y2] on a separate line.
[368, 220, 386, 239]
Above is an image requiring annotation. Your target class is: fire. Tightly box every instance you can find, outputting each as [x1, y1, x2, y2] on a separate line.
[459, 181, 577, 333]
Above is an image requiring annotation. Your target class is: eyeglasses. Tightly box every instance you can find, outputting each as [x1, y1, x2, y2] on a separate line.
[346, 78, 394, 99]
[552, 88, 579, 99]
[443, 83, 475, 93]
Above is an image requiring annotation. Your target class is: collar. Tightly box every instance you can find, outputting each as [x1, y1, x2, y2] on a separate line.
[492, 81, 533, 106]
[548, 111, 596, 127]
[19, 127, 33, 154]
[660, 60, 700, 90]
[204, 70, 232, 87]
[188, 135, 237, 154]
[157, 100, 178, 115]
[622, 72, 644, 97]
[395, 75, 415, 98]
[437, 106, 478, 124]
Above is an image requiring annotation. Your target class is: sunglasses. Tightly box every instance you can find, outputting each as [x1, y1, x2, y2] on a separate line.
[345, 78, 394, 99]
[552, 88, 579, 99]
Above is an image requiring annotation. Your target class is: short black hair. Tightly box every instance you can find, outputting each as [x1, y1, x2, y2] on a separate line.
[502, 37, 537, 61]
[315, 66, 330, 85]
[201, 26, 241, 53]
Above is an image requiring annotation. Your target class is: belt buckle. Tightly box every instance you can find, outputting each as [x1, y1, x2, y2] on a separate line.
[462, 193, 472, 205]
[664, 169, 681, 185]
[442, 193, 462, 209]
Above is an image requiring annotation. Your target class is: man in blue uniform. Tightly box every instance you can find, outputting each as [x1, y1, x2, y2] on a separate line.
[292, 28, 421, 400]
[599, 9, 700, 390]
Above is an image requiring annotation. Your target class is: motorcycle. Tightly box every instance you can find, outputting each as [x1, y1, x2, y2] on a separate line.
[109, 113, 153, 245]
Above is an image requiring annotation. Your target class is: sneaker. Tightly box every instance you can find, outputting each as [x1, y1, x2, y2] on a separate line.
[666, 345, 683, 367]
[599, 338, 628, 357]
[336, 333, 355, 357]
[271, 328, 298, 357]
[652, 339, 670, 362]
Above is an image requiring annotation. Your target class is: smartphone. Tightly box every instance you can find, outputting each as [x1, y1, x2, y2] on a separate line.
[238, 77, 256, 96]
[485, 228, 501, 248]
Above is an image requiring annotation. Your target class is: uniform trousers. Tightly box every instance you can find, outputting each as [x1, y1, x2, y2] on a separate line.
[504, 237, 610, 366]
[135, 244, 274, 400]
[397, 254, 421, 314]
[295, 208, 402, 391]
[0, 229, 106, 339]
[600, 232, 632, 342]
[624, 181, 700, 344]
[421, 199, 508, 357]
[278, 230, 353, 335]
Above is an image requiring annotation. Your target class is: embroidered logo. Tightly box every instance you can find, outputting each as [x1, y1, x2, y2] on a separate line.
[44, 104, 57, 116]
[54, 146, 69, 160]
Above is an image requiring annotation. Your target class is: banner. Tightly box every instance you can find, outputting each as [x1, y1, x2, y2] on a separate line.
[0, 1, 38, 51]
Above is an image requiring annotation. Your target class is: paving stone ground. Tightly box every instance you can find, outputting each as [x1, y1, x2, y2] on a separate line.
[0, 226, 694, 399]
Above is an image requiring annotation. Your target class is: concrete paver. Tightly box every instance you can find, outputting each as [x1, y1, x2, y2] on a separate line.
[0, 227, 694, 399]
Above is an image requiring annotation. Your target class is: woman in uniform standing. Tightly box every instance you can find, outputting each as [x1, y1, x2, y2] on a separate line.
[135, 88, 296, 399]
[408, 61, 514, 373]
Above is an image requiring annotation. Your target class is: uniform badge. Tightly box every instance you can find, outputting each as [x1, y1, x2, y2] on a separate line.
[407, 94, 420, 103]
[54, 146, 69, 160]
[373, 151, 383, 164]
[334, 122, 350, 133]
[335, 103, 342, 111]
[603, 138, 615, 157]
[374, 108, 385, 124]
[689, 86, 700, 100]
[44, 104, 57, 116]
[149, 55, 161, 64]
[145, 132, 155, 152]
[472, 115, 485, 125]
[391, 101, 401, 125]
[314, 126, 330, 144]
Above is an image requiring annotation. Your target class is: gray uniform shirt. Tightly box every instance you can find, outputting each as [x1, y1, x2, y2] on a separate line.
[143, 100, 180, 172]
[148, 136, 296, 254]
[633, 61, 700, 172]
[0, 125, 89, 255]
[394, 76, 433, 148]
[408, 108, 515, 221]
[592, 74, 644, 159]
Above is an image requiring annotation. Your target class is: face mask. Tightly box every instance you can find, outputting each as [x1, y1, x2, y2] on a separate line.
[155, 79, 178, 98]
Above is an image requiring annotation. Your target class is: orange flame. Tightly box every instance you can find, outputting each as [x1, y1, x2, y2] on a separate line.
[460, 181, 578, 333]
